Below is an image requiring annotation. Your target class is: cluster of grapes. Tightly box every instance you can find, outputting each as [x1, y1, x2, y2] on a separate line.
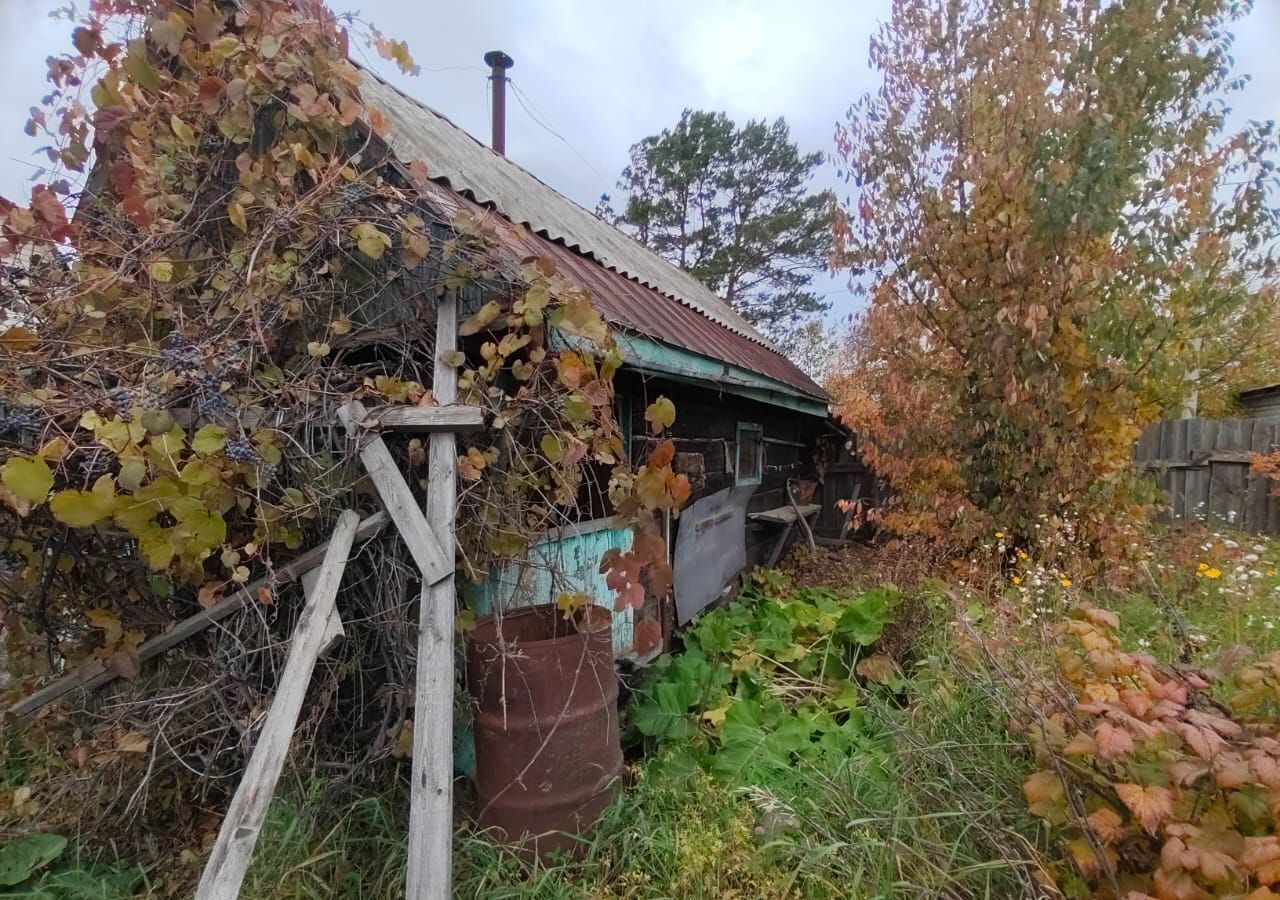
[161, 331, 203, 371]
[337, 182, 373, 213]
[106, 386, 134, 418]
[78, 449, 111, 481]
[193, 376, 232, 419]
[225, 436, 260, 464]
[0, 549, 23, 580]
[0, 403, 40, 440]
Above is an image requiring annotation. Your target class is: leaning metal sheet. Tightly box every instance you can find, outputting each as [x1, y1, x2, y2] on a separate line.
[673, 485, 756, 624]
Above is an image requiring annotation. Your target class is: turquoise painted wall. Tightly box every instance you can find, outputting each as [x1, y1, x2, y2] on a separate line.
[464, 519, 636, 659]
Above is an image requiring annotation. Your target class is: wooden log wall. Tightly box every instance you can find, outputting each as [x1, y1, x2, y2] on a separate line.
[1135, 416, 1280, 534]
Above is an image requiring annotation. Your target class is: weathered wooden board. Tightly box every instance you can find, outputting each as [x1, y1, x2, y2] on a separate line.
[1136, 417, 1280, 535]
[195, 510, 361, 900]
[337, 400, 452, 585]
[405, 293, 459, 900]
[748, 504, 821, 526]
[7, 512, 387, 719]
[347, 404, 485, 434]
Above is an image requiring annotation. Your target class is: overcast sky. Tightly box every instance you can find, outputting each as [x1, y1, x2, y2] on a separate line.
[0, 0, 1276, 322]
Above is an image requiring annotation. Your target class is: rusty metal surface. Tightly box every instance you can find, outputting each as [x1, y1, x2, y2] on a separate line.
[416, 178, 828, 401]
[466, 605, 622, 857]
[361, 70, 765, 346]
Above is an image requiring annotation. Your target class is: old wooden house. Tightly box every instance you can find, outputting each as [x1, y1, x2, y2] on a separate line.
[357, 70, 838, 660]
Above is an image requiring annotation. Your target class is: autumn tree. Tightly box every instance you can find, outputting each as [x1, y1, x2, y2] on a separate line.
[831, 0, 1278, 556]
[612, 109, 833, 339]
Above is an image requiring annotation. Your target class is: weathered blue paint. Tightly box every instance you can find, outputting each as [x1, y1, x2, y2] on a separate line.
[464, 518, 637, 659]
[547, 330, 829, 418]
[614, 333, 830, 419]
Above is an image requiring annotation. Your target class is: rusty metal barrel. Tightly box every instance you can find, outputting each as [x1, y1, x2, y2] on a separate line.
[465, 604, 622, 858]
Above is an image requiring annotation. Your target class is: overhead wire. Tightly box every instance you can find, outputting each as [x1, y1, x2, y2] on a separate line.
[506, 78, 611, 195]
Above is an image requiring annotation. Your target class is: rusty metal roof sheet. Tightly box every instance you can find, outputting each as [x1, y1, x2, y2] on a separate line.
[360, 71, 828, 403]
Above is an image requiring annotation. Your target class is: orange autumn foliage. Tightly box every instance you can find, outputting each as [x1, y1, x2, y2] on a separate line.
[1024, 603, 1280, 898]
[829, 0, 1278, 561]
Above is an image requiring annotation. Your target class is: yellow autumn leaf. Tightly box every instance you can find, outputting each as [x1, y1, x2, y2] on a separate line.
[49, 484, 116, 527]
[170, 115, 195, 145]
[147, 260, 173, 283]
[0, 326, 38, 352]
[191, 424, 228, 455]
[1115, 782, 1175, 833]
[703, 702, 732, 730]
[115, 731, 149, 754]
[351, 223, 390, 260]
[459, 300, 501, 337]
[645, 396, 676, 433]
[1, 456, 53, 504]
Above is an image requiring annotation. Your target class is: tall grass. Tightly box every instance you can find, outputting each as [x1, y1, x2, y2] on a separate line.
[234, 604, 1046, 900]
[239, 779, 406, 899]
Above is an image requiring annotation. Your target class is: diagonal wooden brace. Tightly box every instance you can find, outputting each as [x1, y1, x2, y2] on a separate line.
[194, 510, 362, 900]
[338, 400, 453, 585]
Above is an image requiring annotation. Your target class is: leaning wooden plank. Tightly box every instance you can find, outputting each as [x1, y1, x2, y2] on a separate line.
[305, 568, 345, 658]
[7, 512, 387, 719]
[338, 400, 452, 585]
[195, 509, 361, 900]
[346, 404, 485, 434]
[406, 292, 459, 900]
[838, 482, 864, 541]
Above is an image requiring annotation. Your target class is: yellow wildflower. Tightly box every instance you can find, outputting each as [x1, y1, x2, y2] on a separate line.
[1060, 577, 1072, 587]
[1197, 562, 1210, 573]
[995, 532, 1005, 539]
[1203, 567, 1222, 580]
[1017, 550, 1028, 560]
[1012, 576, 1023, 585]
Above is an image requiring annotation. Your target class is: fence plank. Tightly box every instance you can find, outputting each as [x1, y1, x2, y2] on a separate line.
[1260, 420, 1280, 535]
[1184, 418, 1206, 524]
[1136, 417, 1280, 536]
[1211, 420, 1245, 526]
[1171, 418, 1190, 521]
[195, 510, 361, 900]
[354, 404, 485, 434]
[1248, 420, 1271, 532]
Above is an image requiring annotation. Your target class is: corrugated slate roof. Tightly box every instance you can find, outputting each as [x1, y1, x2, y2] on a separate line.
[416, 180, 828, 400]
[360, 70, 828, 403]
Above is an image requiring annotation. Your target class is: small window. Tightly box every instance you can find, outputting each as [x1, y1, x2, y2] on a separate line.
[736, 423, 763, 485]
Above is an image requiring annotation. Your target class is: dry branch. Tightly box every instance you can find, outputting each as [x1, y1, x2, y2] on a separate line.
[6, 511, 387, 719]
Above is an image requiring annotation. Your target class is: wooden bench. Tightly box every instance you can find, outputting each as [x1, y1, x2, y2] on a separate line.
[749, 503, 821, 566]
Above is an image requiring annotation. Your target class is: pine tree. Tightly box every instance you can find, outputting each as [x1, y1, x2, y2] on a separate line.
[614, 110, 833, 337]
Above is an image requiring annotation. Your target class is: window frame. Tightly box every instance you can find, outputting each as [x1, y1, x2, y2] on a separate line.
[735, 422, 763, 486]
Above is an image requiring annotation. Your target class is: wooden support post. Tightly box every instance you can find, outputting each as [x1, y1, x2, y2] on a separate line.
[764, 521, 795, 568]
[337, 400, 453, 585]
[195, 510, 361, 900]
[8, 512, 387, 719]
[406, 293, 459, 900]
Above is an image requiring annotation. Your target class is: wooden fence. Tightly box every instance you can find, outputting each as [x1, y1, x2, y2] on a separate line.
[1135, 417, 1280, 535]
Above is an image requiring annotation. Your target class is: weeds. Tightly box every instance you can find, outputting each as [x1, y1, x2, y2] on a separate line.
[11, 528, 1280, 898]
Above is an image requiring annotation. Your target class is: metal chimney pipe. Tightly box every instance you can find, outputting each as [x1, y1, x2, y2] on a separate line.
[483, 50, 514, 155]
